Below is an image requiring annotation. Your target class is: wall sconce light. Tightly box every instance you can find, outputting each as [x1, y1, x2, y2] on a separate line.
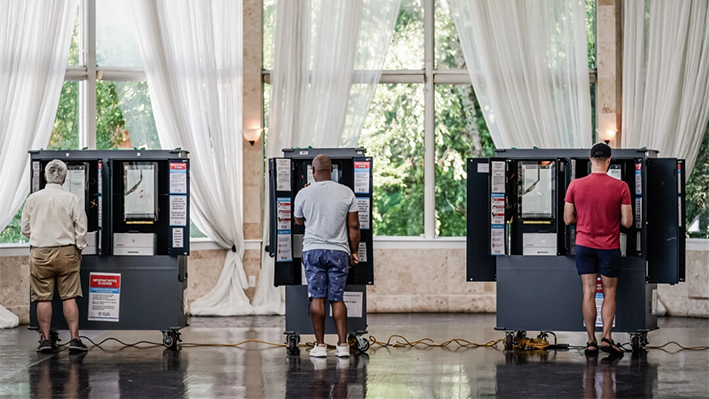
[596, 128, 617, 146]
[242, 128, 263, 146]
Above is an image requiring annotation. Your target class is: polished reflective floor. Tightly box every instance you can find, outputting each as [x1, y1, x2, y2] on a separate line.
[0, 314, 707, 398]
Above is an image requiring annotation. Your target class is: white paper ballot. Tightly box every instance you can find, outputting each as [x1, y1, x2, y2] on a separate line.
[276, 159, 291, 191]
[354, 161, 370, 194]
[357, 198, 370, 230]
[169, 196, 187, 226]
[358, 242, 367, 262]
[172, 228, 184, 248]
[124, 163, 157, 221]
[63, 166, 86, 209]
[169, 162, 188, 194]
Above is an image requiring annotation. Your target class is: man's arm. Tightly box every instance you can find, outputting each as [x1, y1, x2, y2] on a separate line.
[347, 211, 360, 266]
[563, 202, 577, 225]
[73, 197, 88, 250]
[20, 198, 31, 238]
[620, 204, 633, 228]
[294, 217, 305, 225]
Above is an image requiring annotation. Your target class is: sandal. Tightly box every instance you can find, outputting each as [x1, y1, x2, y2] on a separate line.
[600, 337, 624, 356]
[584, 341, 599, 355]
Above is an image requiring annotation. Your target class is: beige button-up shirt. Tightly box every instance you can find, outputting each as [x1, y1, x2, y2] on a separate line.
[21, 183, 88, 250]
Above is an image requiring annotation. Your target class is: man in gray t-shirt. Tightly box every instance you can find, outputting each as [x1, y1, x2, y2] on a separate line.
[294, 154, 360, 359]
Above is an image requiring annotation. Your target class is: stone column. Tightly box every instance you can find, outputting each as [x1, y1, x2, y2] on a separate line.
[596, 0, 623, 147]
[242, 0, 264, 299]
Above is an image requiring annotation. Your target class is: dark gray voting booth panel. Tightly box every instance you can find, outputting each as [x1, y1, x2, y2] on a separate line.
[28, 150, 190, 335]
[466, 149, 684, 337]
[269, 148, 372, 354]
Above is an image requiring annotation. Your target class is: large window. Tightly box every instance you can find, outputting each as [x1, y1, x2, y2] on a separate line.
[0, 0, 203, 243]
[263, 0, 598, 237]
[687, 124, 709, 238]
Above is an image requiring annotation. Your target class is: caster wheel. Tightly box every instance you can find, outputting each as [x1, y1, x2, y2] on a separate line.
[286, 335, 300, 356]
[504, 334, 514, 350]
[356, 336, 370, 353]
[162, 330, 181, 351]
[631, 335, 640, 352]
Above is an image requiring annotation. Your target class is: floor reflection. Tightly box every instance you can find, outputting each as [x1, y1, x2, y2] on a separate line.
[285, 354, 369, 398]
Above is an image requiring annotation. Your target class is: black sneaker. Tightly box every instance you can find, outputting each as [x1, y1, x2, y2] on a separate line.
[69, 338, 88, 352]
[37, 339, 53, 353]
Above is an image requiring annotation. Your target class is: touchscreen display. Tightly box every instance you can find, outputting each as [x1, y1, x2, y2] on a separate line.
[520, 161, 555, 219]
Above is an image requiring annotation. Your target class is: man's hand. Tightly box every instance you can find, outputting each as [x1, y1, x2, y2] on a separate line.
[349, 253, 359, 267]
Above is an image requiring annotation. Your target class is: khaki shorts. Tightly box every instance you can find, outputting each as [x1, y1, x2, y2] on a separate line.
[30, 246, 83, 302]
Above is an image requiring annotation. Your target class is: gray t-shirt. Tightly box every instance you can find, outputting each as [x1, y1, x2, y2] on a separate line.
[293, 180, 359, 254]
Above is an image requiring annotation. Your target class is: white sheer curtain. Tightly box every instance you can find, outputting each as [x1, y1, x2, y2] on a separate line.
[449, 0, 592, 149]
[251, 0, 400, 314]
[622, 0, 709, 174]
[0, 0, 77, 329]
[132, 0, 252, 316]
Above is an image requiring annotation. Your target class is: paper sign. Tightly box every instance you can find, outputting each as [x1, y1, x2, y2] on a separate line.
[63, 166, 86, 209]
[584, 278, 615, 328]
[169, 162, 188, 194]
[329, 291, 364, 318]
[635, 162, 642, 195]
[32, 161, 40, 193]
[277, 197, 292, 230]
[277, 232, 292, 262]
[491, 161, 506, 193]
[88, 273, 121, 322]
[491, 193, 505, 225]
[276, 159, 291, 191]
[358, 242, 367, 262]
[357, 198, 370, 230]
[172, 227, 184, 248]
[169, 195, 187, 226]
[98, 162, 103, 195]
[635, 198, 642, 229]
[354, 161, 371, 194]
[491, 227, 505, 255]
[477, 163, 489, 173]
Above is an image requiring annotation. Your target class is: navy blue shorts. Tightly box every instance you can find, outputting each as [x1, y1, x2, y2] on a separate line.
[575, 245, 621, 278]
[303, 249, 349, 302]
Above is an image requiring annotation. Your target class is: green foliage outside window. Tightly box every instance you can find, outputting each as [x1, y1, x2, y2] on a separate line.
[686, 124, 709, 238]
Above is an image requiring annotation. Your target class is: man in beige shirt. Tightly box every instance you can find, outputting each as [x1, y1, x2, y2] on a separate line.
[21, 159, 88, 353]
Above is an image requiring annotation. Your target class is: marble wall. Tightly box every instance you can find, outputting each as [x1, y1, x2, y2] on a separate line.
[656, 250, 709, 317]
[0, 256, 30, 324]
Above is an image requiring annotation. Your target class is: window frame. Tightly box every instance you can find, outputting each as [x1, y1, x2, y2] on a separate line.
[261, 0, 598, 238]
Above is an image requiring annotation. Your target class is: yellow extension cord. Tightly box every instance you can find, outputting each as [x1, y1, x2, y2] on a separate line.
[77, 335, 708, 352]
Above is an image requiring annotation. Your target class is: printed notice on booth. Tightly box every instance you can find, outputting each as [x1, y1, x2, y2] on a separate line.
[491, 161, 506, 193]
[276, 159, 291, 191]
[329, 292, 363, 318]
[277, 198, 292, 231]
[172, 227, 184, 248]
[354, 161, 371, 194]
[88, 273, 121, 322]
[169, 196, 187, 226]
[169, 163, 188, 194]
[357, 198, 370, 230]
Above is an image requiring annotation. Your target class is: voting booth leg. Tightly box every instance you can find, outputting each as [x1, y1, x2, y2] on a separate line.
[284, 285, 369, 356]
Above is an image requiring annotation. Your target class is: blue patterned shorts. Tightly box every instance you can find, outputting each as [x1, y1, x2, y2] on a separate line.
[303, 249, 349, 302]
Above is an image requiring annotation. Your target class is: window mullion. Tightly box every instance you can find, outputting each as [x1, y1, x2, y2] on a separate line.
[424, 0, 435, 239]
[80, 0, 97, 150]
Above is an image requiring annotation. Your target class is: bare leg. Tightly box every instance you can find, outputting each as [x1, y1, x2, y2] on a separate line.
[62, 298, 80, 340]
[37, 302, 53, 340]
[599, 275, 618, 343]
[331, 301, 347, 345]
[310, 298, 326, 345]
[581, 274, 598, 344]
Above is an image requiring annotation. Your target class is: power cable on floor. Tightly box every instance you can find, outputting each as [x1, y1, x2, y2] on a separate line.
[46, 334, 708, 353]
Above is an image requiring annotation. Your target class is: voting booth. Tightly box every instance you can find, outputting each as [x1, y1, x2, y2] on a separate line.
[28, 150, 190, 349]
[467, 148, 686, 351]
[269, 148, 374, 355]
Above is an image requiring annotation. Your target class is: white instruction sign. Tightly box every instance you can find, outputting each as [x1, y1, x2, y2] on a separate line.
[329, 291, 364, 318]
[276, 159, 291, 191]
[477, 163, 489, 173]
[277, 233, 292, 262]
[491, 161, 506, 193]
[354, 161, 371, 194]
[32, 161, 40, 193]
[88, 273, 121, 322]
[491, 193, 505, 225]
[491, 227, 505, 255]
[277, 197, 292, 230]
[169, 162, 188, 194]
[357, 198, 370, 230]
[172, 227, 184, 248]
[169, 195, 187, 226]
[358, 242, 367, 263]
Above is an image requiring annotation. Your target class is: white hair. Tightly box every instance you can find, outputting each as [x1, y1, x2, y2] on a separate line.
[45, 159, 68, 184]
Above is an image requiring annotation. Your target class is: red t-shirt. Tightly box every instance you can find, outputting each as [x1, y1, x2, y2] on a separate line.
[564, 173, 631, 249]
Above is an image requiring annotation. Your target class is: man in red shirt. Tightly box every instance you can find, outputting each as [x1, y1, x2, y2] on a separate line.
[564, 143, 633, 357]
